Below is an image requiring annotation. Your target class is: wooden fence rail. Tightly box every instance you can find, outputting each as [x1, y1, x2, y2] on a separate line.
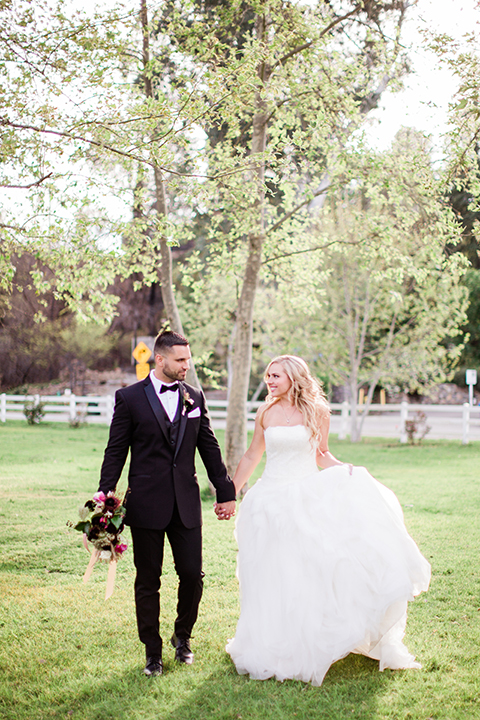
[1, 395, 479, 444]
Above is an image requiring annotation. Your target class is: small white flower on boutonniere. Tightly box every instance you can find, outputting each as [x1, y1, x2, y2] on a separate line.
[182, 390, 195, 415]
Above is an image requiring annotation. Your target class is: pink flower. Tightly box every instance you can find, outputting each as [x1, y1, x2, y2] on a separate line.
[115, 543, 127, 555]
[93, 491, 106, 503]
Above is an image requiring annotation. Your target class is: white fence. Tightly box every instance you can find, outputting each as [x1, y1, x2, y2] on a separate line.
[1, 395, 479, 444]
[329, 401, 480, 445]
[0, 393, 115, 425]
[207, 399, 480, 444]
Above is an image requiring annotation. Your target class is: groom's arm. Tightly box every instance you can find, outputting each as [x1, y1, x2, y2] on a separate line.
[195, 391, 236, 504]
[98, 390, 133, 493]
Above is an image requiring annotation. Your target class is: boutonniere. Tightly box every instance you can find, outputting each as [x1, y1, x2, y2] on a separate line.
[182, 390, 195, 415]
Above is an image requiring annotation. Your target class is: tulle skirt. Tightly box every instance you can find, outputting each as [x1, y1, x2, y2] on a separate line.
[226, 464, 431, 686]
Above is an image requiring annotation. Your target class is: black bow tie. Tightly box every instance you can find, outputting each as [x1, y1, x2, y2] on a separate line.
[160, 383, 179, 394]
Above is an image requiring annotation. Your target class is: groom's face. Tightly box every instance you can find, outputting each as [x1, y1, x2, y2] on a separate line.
[155, 344, 192, 383]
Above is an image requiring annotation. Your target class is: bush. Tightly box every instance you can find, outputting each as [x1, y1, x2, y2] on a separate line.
[23, 399, 46, 425]
[405, 411, 431, 445]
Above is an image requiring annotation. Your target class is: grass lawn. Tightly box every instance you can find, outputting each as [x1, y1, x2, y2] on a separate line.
[0, 421, 479, 720]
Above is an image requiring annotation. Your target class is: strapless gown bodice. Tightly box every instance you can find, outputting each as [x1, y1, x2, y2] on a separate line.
[261, 424, 318, 484]
[226, 424, 431, 686]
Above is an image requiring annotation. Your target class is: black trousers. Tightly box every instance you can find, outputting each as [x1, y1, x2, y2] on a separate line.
[130, 503, 203, 657]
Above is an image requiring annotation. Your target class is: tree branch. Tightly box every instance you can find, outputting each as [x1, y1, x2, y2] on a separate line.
[263, 238, 360, 264]
[0, 118, 260, 181]
[1, 118, 153, 167]
[266, 186, 331, 236]
[273, 7, 361, 69]
[0, 173, 53, 189]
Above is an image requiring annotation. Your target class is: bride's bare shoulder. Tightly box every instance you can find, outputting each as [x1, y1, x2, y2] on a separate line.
[256, 400, 281, 427]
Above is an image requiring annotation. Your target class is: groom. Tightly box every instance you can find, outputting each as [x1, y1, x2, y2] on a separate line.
[98, 330, 236, 677]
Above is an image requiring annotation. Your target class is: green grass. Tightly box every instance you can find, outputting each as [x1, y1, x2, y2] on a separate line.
[0, 421, 479, 720]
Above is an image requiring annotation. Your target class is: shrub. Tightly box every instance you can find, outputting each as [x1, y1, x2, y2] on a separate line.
[23, 399, 46, 425]
[405, 410, 431, 445]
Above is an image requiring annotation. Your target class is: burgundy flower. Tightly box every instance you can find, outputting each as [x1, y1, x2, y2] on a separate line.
[88, 525, 101, 540]
[105, 494, 121, 513]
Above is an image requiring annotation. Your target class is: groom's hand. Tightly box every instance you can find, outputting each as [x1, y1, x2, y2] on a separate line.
[214, 500, 236, 520]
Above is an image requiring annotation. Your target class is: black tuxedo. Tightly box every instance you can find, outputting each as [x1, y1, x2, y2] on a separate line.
[99, 376, 234, 528]
[98, 375, 235, 656]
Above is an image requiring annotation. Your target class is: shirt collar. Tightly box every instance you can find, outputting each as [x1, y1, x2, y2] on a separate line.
[149, 369, 179, 396]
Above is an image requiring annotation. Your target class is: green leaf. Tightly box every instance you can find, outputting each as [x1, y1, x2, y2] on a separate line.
[109, 514, 124, 530]
[74, 521, 90, 534]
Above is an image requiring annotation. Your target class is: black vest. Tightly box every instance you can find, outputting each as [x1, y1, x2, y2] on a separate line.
[163, 396, 182, 450]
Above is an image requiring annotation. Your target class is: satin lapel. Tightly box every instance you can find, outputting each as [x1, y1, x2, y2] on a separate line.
[144, 380, 170, 445]
[174, 383, 188, 459]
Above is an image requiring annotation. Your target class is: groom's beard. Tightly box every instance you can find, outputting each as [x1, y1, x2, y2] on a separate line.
[162, 362, 188, 382]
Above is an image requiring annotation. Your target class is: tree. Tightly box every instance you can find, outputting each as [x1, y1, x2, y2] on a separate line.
[427, 25, 480, 194]
[0, 0, 131, 318]
[263, 133, 468, 441]
[168, 0, 413, 470]
[0, 3, 205, 339]
[0, 0, 232, 385]
[160, 0, 407, 470]
[1, 0, 414, 460]
[427, 23, 480, 382]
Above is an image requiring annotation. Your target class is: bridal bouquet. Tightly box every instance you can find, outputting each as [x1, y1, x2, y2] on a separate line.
[71, 491, 127, 599]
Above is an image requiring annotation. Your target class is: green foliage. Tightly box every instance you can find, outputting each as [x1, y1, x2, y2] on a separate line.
[1, 422, 480, 719]
[59, 321, 119, 369]
[0, 0, 413, 320]
[454, 268, 480, 374]
[0, 315, 120, 390]
[427, 27, 480, 200]
[269, 133, 468, 392]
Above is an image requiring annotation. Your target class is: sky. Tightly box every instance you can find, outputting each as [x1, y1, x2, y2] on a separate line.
[363, 0, 479, 151]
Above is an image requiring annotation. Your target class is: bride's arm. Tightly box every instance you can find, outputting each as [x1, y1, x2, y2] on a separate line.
[232, 414, 266, 495]
[315, 412, 347, 469]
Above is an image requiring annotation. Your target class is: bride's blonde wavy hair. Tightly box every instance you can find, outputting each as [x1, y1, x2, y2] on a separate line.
[257, 355, 330, 448]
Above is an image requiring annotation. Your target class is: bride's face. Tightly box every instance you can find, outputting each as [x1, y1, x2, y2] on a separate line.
[266, 363, 292, 399]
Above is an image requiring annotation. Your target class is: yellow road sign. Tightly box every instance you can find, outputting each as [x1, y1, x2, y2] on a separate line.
[135, 362, 150, 380]
[132, 341, 152, 363]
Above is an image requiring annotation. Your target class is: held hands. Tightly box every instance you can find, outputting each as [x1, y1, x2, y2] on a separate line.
[214, 500, 236, 520]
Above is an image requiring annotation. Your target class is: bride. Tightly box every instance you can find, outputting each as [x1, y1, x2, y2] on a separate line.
[221, 355, 431, 686]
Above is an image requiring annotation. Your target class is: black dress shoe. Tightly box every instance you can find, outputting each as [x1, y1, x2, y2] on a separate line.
[144, 655, 163, 677]
[171, 634, 194, 665]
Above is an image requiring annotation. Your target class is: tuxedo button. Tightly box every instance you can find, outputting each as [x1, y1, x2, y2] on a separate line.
[173, 463, 177, 468]
[171, 440, 174, 444]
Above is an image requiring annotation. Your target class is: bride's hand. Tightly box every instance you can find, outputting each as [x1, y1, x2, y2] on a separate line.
[214, 500, 236, 520]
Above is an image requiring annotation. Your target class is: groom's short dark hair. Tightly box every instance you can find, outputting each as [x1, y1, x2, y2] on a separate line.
[154, 329, 189, 355]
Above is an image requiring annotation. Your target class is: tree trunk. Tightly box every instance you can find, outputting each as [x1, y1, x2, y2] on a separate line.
[349, 378, 360, 443]
[225, 231, 263, 475]
[140, 0, 200, 387]
[225, 15, 268, 475]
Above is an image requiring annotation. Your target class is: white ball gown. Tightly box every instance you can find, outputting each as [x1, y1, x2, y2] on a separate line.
[226, 424, 431, 686]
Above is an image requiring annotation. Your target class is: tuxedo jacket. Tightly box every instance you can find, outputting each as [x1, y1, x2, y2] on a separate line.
[99, 376, 235, 530]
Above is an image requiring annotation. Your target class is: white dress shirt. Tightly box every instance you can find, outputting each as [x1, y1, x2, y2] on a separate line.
[149, 370, 179, 422]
